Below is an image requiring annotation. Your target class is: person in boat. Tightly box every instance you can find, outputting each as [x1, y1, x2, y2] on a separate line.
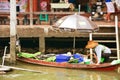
[85, 40, 111, 65]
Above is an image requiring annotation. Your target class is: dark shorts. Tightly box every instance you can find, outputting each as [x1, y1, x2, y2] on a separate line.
[102, 53, 111, 62]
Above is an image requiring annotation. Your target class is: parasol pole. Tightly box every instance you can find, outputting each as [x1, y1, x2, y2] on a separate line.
[73, 30, 76, 54]
[73, 37, 76, 53]
[78, 4, 81, 14]
[73, 4, 81, 53]
[73, 35, 75, 49]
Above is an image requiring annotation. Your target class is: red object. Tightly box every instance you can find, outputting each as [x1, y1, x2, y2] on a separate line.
[39, 0, 50, 11]
[26, 0, 38, 12]
[17, 57, 120, 71]
[26, 0, 30, 12]
[119, 22, 120, 28]
[33, 0, 38, 12]
[26, 0, 50, 12]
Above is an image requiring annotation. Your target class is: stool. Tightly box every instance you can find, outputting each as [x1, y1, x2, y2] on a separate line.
[39, 14, 48, 23]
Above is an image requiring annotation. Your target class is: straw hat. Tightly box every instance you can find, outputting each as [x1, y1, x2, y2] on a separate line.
[86, 40, 98, 49]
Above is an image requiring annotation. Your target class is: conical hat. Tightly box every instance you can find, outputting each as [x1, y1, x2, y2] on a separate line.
[86, 40, 98, 49]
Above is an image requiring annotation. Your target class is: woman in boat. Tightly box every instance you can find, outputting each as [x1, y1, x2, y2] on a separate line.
[85, 40, 111, 65]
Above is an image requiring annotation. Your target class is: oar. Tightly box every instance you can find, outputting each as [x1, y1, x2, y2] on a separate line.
[0, 65, 45, 73]
[2, 46, 7, 67]
[0, 46, 44, 73]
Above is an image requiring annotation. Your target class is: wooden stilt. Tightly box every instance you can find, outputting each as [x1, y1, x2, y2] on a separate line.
[39, 36, 45, 54]
[118, 67, 120, 73]
[115, 16, 120, 60]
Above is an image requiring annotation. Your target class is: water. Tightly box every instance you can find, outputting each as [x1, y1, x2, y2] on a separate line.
[0, 37, 120, 80]
[0, 61, 120, 80]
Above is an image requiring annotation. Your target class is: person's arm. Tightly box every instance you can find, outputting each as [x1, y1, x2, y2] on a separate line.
[92, 53, 98, 63]
[94, 46, 102, 64]
[86, 53, 98, 64]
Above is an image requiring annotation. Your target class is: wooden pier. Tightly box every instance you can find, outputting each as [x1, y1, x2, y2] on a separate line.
[0, 19, 120, 63]
[0, 21, 120, 45]
[0, 10, 120, 63]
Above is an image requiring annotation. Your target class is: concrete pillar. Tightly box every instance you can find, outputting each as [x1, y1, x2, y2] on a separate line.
[10, 0, 17, 63]
[10, 36, 16, 64]
[39, 36, 45, 54]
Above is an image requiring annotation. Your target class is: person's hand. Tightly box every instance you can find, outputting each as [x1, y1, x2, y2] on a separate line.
[95, 63, 99, 65]
[89, 62, 99, 66]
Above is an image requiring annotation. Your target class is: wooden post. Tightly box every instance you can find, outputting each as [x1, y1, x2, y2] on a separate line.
[30, 0, 33, 26]
[39, 36, 45, 54]
[89, 33, 93, 60]
[10, 0, 17, 63]
[115, 16, 120, 59]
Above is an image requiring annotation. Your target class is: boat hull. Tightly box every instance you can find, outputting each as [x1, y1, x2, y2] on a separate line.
[17, 57, 120, 71]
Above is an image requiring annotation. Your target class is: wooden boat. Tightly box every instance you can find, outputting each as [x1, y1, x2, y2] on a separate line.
[17, 57, 120, 71]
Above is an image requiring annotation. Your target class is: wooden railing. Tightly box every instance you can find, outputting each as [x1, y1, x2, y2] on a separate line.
[0, 11, 86, 25]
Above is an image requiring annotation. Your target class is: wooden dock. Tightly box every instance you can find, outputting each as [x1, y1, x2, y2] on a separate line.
[0, 20, 119, 49]
[0, 21, 119, 37]
[0, 17, 120, 63]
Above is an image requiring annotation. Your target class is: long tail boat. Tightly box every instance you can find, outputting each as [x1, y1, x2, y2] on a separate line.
[17, 57, 120, 71]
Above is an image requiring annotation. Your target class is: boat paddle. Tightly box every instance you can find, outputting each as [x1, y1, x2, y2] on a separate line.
[0, 65, 46, 74]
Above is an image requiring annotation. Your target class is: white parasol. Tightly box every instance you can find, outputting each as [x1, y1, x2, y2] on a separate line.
[53, 13, 99, 51]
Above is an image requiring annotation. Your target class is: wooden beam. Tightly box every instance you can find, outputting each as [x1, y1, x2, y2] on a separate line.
[30, 0, 33, 26]
[0, 12, 85, 15]
[39, 36, 45, 54]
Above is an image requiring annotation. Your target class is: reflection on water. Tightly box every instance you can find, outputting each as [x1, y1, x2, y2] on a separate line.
[0, 61, 120, 80]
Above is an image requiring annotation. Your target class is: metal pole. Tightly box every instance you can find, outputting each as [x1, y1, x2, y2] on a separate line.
[78, 4, 81, 12]
[73, 36, 75, 49]
[78, 4, 81, 15]
[10, 0, 17, 63]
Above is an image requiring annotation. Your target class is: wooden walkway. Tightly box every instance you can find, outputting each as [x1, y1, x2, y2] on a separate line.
[0, 20, 119, 37]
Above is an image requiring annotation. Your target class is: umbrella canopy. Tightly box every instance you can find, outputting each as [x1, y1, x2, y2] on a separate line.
[53, 13, 99, 32]
[53, 13, 99, 52]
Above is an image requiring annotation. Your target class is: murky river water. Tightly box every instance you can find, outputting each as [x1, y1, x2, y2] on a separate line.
[0, 61, 120, 80]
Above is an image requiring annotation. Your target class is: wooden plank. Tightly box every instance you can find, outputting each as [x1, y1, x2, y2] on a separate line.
[0, 12, 85, 15]
[0, 65, 43, 73]
[92, 33, 116, 35]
